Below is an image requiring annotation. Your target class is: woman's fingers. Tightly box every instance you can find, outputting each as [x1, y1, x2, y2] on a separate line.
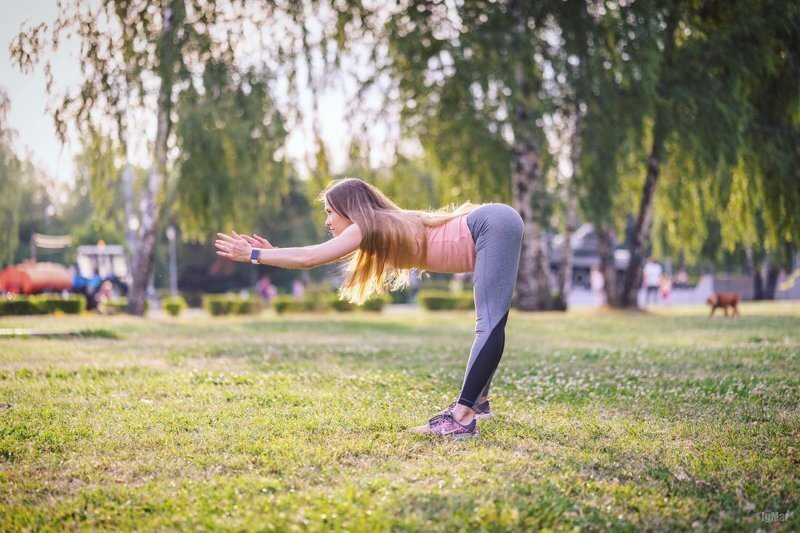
[216, 232, 237, 243]
[253, 233, 272, 248]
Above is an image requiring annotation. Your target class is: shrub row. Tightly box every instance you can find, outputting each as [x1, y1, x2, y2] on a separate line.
[0, 295, 87, 316]
[272, 294, 390, 315]
[202, 295, 265, 316]
[417, 290, 474, 311]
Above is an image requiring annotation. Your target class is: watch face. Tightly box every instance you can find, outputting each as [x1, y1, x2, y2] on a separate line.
[251, 249, 260, 262]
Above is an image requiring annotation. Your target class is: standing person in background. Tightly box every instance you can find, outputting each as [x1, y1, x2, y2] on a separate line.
[215, 178, 524, 440]
[660, 273, 672, 305]
[291, 278, 306, 299]
[255, 276, 277, 304]
[590, 265, 605, 307]
[642, 257, 663, 306]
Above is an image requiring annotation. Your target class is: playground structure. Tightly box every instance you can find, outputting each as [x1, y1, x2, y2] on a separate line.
[0, 238, 131, 308]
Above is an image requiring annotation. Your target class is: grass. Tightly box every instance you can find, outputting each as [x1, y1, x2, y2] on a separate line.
[0, 301, 798, 530]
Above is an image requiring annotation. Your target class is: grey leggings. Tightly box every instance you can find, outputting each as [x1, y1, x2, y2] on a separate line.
[457, 203, 524, 409]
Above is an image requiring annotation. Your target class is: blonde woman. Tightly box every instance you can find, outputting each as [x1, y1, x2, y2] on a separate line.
[215, 178, 524, 439]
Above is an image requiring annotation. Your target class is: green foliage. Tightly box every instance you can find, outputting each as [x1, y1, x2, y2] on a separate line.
[271, 293, 390, 314]
[70, 217, 127, 250]
[272, 295, 317, 315]
[202, 295, 263, 317]
[162, 296, 187, 317]
[417, 290, 474, 311]
[649, 0, 800, 263]
[103, 298, 147, 316]
[175, 62, 291, 241]
[361, 295, 391, 312]
[0, 90, 22, 267]
[0, 298, 46, 316]
[0, 295, 86, 316]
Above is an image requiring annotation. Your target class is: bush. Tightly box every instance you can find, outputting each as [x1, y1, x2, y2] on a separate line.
[330, 296, 355, 312]
[271, 293, 390, 314]
[0, 295, 87, 316]
[203, 294, 264, 316]
[104, 298, 129, 315]
[272, 295, 318, 315]
[0, 297, 47, 316]
[235, 297, 264, 315]
[417, 290, 474, 311]
[45, 295, 86, 314]
[162, 296, 188, 317]
[361, 295, 391, 312]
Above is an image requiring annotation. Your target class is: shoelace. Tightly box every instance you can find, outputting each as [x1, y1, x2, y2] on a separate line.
[428, 404, 456, 426]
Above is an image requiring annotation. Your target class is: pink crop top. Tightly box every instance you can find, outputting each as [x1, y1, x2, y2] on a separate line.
[412, 215, 476, 273]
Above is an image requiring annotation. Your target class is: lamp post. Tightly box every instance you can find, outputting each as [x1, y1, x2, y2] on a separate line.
[166, 225, 178, 296]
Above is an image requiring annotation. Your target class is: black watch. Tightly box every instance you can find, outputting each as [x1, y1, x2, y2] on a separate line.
[250, 248, 261, 265]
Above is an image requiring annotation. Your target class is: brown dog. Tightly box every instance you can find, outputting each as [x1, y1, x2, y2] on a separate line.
[707, 292, 740, 318]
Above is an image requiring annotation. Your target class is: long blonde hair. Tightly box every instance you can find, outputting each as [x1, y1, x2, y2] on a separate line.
[320, 178, 479, 304]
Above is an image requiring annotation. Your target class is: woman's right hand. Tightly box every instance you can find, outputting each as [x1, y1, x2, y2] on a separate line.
[238, 232, 274, 249]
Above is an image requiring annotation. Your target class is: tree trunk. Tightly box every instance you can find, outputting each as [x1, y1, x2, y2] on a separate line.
[615, 9, 678, 309]
[596, 223, 620, 307]
[764, 259, 779, 300]
[509, 1, 552, 311]
[127, 5, 175, 316]
[618, 151, 658, 307]
[554, 182, 578, 311]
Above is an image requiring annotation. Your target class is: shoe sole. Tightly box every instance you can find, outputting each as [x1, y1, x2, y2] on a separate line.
[449, 432, 479, 440]
[475, 412, 493, 420]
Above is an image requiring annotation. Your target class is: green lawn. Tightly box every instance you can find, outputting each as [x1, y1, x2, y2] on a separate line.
[1, 302, 798, 530]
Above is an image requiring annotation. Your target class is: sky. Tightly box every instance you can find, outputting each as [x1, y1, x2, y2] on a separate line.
[1, 1, 81, 184]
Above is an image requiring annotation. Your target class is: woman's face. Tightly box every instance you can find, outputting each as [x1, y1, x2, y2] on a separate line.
[324, 198, 352, 237]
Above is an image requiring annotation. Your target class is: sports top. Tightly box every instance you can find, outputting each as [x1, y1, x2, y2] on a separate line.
[412, 215, 476, 273]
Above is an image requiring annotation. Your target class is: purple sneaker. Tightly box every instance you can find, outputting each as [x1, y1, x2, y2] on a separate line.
[410, 411, 479, 439]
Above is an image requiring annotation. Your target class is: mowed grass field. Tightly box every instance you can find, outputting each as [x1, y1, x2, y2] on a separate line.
[1, 302, 798, 530]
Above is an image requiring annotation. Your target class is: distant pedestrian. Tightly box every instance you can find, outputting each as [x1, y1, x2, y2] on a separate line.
[255, 276, 277, 303]
[660, 274, 672, 305]
[590, 265, 605, 307]
[291, 278, 306, 299]
[642, 257, 662, 306]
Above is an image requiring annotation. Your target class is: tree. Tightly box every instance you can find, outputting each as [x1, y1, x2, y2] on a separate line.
[553, 0, 661, 306]
[346, 0, 564, 309]
[614, 0, 800, 307]
[0, 89, 22, 267]
[11, 1, 294, 314]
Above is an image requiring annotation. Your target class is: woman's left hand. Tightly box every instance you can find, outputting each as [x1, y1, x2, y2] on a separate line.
[215, 231, 253, 262]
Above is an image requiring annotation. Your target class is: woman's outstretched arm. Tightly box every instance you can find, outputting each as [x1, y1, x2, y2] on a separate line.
[215, 224, 362, 269]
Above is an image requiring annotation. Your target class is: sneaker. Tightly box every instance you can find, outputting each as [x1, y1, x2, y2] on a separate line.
[474, 399, 493, 420]
[432, 399, 493, 420]
[409, 411, 479, 439]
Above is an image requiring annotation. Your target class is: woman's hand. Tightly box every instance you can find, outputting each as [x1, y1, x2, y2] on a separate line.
[240, 232, 274, 249]
[215, 231, 256, 262]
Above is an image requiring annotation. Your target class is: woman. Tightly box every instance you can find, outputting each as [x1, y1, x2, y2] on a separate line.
[215, 178, 524, 439]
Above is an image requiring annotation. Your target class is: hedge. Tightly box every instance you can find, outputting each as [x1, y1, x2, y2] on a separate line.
[202, 295, 264, 316]
[417, 290, 474, 311]
[0, 295, 87, 316]
[103, 298, 150, 315]
[272, 294, 390, 314]
[162, 296, 188, 317]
